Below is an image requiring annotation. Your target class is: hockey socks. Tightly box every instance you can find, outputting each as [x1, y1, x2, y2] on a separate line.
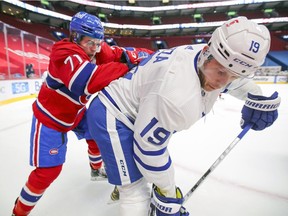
[12, 165, 62, 216]
[86, 139, 102, 170]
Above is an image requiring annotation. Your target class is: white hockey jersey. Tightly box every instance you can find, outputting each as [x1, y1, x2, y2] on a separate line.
[98, 44, 261, 195]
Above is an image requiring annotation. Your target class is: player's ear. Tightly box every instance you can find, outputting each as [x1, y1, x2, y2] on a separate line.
[202, 45, 209, 52]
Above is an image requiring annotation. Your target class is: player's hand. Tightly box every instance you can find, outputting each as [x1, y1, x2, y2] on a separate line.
[241, 91, 281, 131]
[122, 50, 150, 69]
[125, 50, 150, 64]
[150, 184, 189, 216]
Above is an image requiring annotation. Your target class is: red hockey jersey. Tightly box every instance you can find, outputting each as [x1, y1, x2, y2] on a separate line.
[33, 39, 129, 132]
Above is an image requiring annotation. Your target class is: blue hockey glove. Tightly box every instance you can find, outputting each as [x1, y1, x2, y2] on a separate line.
[241, 91, 281, 131]
[150, 185, 189, 216]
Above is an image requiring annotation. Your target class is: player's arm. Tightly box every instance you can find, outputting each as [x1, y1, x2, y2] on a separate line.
[85, 62, 129, 94]
[134, 93, 193, 190]
[52, 53, 129, 96]
[223, 78, 262, 100]
[95, 42, 124, 63]
[133, 95, 190, 215]
[96, 42, 153, 69]
[133, 96, 180, 194]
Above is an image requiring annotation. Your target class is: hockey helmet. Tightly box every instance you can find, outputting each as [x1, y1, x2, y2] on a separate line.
[199, 16, 270, 77]
[70, 11, 104, 42]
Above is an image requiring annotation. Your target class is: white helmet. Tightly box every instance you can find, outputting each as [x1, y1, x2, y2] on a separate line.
[207, 16, 271, 77]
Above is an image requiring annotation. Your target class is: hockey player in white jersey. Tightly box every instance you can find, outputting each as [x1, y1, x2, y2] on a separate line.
[86, 17, 280, 216]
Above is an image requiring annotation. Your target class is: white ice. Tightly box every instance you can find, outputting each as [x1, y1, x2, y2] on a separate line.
[0, 84, 287, 216]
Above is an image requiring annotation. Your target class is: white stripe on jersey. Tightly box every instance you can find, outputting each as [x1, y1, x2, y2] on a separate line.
[36, 100, 75, 127]
[32, 118, 41, 167]
[106, 110, 132, 185]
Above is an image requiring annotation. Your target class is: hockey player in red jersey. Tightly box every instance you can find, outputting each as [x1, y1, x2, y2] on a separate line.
[12, 11, 152, 216]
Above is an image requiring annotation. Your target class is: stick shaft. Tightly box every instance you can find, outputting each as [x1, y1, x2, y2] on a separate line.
[183, 124, 252, 204]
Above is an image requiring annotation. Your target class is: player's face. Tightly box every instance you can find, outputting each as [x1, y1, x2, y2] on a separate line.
[201, 58, 239, 92]
[79, 36, 102, 58]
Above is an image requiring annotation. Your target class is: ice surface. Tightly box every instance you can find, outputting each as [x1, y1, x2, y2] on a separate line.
[1, 84, 287, 216]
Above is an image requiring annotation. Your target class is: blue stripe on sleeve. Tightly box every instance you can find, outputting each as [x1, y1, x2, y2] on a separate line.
[134, 138, 167, 156]
[70, 63, 96, 95]
[133, 152, 172, 172]
[46, 74, 64, 89]
[58, 86, 80, 103]
[102, 89, 121, 111]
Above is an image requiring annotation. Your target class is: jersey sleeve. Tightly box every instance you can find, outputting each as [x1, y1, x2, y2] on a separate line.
[48, 42, 129, 96]
[131, 47, 202, 196]
[85, 62, 129, 95]
[96, 42, 154, 65]
[95, 42, 124, 64]
[224, 78, 262, 100]
[132, 94, 187, 196]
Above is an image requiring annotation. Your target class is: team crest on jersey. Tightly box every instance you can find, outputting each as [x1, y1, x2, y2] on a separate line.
[49, 148, 59, 155]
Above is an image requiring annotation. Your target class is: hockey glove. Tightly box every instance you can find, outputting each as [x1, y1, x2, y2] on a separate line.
[241, 91, 281, 131]
[122, 50, 150, 70]
[151, 184, 189, 216]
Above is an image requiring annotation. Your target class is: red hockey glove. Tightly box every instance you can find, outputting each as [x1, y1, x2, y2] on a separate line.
[122, 50, 150, 69]
[125, 50, 150, 64]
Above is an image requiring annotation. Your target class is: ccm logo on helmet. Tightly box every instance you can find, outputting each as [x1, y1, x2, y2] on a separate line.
[233, 58, 253, 68]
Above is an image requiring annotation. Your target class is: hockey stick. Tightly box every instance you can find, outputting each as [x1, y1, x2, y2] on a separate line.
[180, 123, 253, 213]
[149, 124, 252, 215]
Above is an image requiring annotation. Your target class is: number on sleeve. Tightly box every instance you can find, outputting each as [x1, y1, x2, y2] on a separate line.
[140, 117, 171, 146]
[64, 54, 83, 71]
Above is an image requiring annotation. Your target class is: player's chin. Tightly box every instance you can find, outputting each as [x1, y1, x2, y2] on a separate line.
[88, 52, 96, 58]
[203, 83, 220, 92]
[89, 50, 97, 55]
